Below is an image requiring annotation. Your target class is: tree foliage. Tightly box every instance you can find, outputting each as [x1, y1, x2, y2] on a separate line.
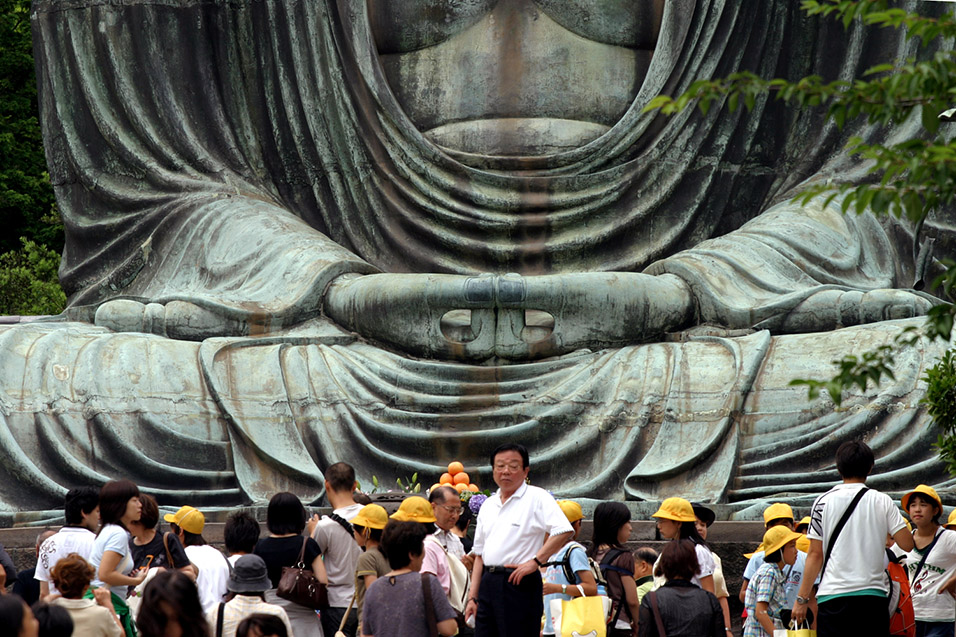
[647, 0, 956, 448]
[0, 0, 64, 314]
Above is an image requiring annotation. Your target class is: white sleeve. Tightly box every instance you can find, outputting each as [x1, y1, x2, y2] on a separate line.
[696, 545, 716, 578]
[884, 495, 906, 536]
[539, 492, 574, 537]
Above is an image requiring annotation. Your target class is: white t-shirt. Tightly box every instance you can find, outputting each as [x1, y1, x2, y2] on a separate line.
[35, 527, 96, 595]
[473, 483, 574, 566]
[185, 544, 230, 614]
[89, 525, 134, 596]
[807, 483, 906, 598]
[652, 542, 716, 590]
[743, 549, 807, 607]
[312, 502, 363, 608]
[894, 527, 956, 621]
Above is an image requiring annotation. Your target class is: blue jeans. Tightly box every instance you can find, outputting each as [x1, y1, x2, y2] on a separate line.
[916, 621, 955, 637]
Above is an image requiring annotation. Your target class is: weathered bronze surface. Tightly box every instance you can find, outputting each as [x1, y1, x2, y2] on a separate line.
[1, 0, 953, 515]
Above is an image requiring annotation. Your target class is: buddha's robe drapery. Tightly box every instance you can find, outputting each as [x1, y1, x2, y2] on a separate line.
[0, 0, 950, 512]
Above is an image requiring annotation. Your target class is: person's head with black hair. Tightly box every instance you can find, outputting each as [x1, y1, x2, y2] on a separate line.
[489, 443, 529, 469]
[380, 520, 428, 571]
[588, 501, 631, 558]
[455, 504, 472, 533]
[225, 511, 261, 555]
[63, 487, 99, 530]
[130, 493, 160, 534]
[31, 602, 73, 637]
[97, 480, 141, 532]
[654, 539, 699, 581]
[634, 546, 658, 579]
[236, 614, 288, 637]
[0, 595, 36, 637]
[835, 440, 875, 481]
[325, 462, 357, 495]
[266, 492, 307, 536]
[136, 570, 208, 637]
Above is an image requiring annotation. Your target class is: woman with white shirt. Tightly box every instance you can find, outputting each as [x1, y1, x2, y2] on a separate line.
[899, 485, 956, 637]
[87, 480, 145, 637]
[651, 497, 717, 594]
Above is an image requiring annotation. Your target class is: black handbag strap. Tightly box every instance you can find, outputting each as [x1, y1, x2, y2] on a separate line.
[421, 572, 439, 637]
[911, 527, 945, 586]
[821, 486, 869, 577]
[329, 512, 355, 537]
[216, 603, 225, 637]
[648, 590, 667, 637]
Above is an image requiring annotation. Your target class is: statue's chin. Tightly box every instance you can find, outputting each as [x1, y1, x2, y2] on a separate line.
[424, 117, 610, 157]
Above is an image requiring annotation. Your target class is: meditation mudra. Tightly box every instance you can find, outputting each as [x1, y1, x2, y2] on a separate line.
[2, 0, 952, 511]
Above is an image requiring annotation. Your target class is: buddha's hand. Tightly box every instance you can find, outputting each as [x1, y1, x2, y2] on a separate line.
[94, 300, 251, 340]
[324, 272, 498, 361]
[493, 272, 694, 359]
[767, 288, 936, 333]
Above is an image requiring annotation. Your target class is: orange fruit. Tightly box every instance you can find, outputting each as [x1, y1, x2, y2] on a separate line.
[454, 482, 468, 493]
[448, 461, 464, 476]
[430, 483, 442, 493]
[453, 472, 470, 485]
[440, 472, 453, 485]
[467, 484, 479, 492]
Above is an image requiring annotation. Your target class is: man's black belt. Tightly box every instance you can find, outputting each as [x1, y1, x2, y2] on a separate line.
[483, 565, 516, 574]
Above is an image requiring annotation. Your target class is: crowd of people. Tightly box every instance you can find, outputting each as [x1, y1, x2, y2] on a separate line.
[0, 440, 953, 637]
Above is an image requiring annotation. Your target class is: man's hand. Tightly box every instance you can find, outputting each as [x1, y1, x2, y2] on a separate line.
[460, 554, 475, 571]
[790, 599, 808, 625]
[92, 586, 114, 608]
[307, 513, 320, 538]
[464, 598, 478, 623]
[504, 559, 538, 586]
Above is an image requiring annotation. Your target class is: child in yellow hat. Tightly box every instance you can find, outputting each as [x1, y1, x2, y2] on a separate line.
[742, 526, 804, 637]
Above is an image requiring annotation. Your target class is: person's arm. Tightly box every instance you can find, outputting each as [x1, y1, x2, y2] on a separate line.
[791, 538, 822, 625]
[362, 573, 378, 589]
[92, 586, 124, 633]
[754, 600, 775, 634]
[437, 617, 458, 637]
[505, 531, 573, 585]
[622, 572, 641, 633]
[893, 526, 915, 552]
[39, 581, 50, 599]
[464, 554, 484, 622]
[311, 554, 328, 586]
[718, 596, 731, 637]
[542, 570, 598, 597]
[738, 578, 749, 604]
[699, 574, 715, 594]
[98, 550, 146, 587]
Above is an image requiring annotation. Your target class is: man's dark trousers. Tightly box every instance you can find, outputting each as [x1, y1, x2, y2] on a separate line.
[818, 594, 889, 637]
[475, 568, 542, 637]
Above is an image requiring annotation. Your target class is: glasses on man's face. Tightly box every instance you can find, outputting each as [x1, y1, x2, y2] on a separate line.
[439, 504, 463, 515]
[493, 462, 523, 472]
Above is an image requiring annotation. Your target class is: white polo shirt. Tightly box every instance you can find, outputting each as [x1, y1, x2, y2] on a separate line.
[472, 483, 573, 566]
[35, 527, 96, 595]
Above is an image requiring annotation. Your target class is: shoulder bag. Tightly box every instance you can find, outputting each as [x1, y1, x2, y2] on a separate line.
[276, 537, 329, 609]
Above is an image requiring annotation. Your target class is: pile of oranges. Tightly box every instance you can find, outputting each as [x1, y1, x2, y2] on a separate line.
[430, 461, 479, 494]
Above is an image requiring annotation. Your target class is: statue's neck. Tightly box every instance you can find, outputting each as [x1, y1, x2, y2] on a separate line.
[371, 0, 661, 156]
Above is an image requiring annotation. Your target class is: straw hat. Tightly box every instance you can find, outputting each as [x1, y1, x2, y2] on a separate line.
[557, 500, 584, 524]
[902, 485, 942, 512]
[351, 504, 388, 530]
[651, 497, 696, 523]
[390, 496, 437, 523]
[163, 505, 205, 534]
[763, 503, 794, 525]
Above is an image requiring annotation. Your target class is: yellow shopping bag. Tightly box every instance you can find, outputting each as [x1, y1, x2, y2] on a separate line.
[558, 594, 609, 637]
[776, 620, 815, 637]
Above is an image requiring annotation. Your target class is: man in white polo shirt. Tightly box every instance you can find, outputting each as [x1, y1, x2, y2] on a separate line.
[464, 443, 573, 637]
[791, 440, 914, 636]
[35, 486, 100, 598]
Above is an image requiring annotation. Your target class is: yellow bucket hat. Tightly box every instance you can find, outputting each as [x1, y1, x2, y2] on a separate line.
[947, 509, 956, 529]
[795, 535, 810, 553]
[557, 500, 584, 524]
[796, 516, 811, 530]
[763, 503, 794, 525]
[760, 526, 804, 558]
[390, 496, 437, 523]
[902, 485, 942, 512]
[651, 497, 696, 523]
[351, 504, 388, 530]
[163, 505, 205, 535]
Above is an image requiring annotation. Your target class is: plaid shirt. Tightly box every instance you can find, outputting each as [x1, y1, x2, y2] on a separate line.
[743, 562, 787, 637]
